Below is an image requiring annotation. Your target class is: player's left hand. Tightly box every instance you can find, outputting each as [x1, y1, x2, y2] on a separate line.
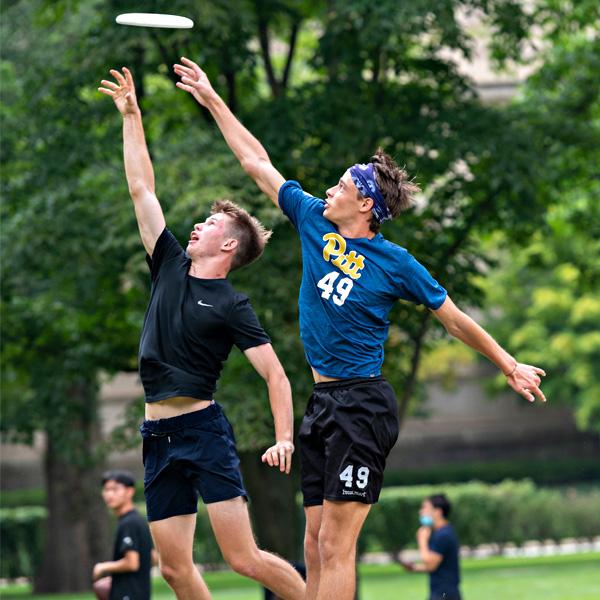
[393, 552, 417, 571]
[92, 562, 108, 581]
[98, 67, 139, 116]
[261, 440, 294, 474]
[398, 558, 416, 572]
[506, 363, 547, 403]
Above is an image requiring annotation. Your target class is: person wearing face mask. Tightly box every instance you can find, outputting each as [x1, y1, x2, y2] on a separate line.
[399, 494, 461, 600]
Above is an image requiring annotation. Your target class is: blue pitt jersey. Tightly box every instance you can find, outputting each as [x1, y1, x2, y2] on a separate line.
[279, 180, 448, 379]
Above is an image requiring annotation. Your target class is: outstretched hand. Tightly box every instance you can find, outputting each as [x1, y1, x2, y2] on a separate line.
[98, 67, 139, 115]
[397, 558, 416, 572]
[506, 363, 547, 403]
[261, 440, 294, 475]
[173, 57, 217, 107]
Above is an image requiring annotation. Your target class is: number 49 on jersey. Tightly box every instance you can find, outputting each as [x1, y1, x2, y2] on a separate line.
[318, 271, 354, 306]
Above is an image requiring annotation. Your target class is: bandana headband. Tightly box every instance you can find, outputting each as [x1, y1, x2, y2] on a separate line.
[349, 163, 392, 224]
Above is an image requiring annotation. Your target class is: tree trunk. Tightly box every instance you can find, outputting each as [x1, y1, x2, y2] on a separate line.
[281, 19, 301, 91]
[239, 450, 302, 562]
[398, 311, 432, 428]
[257, 16, 280, 99]
[34, 389, 110, 592]
[224, 69, 237, 114]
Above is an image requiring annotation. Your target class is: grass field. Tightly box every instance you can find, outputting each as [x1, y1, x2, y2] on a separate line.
[1, 553, 598, 600]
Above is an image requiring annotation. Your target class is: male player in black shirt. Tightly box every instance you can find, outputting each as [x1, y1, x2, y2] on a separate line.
[93, 470, 154, 600]
[99, 69, 305, 599]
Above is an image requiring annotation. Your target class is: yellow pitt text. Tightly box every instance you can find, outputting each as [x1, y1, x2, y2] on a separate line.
[322, 233, 365, 280]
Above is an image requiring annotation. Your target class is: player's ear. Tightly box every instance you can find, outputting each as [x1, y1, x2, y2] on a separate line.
[359, 196, 374, 214]
[222, 237, 238, 253]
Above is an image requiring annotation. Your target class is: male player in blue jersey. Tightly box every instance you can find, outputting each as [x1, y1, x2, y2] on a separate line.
[174, 57, 547, 600]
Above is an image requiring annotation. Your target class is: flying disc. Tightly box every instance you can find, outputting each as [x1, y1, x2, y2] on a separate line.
[116, 13, 194, 29]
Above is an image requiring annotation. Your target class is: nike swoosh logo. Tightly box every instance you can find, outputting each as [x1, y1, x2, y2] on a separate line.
[197, 300, 214, 307]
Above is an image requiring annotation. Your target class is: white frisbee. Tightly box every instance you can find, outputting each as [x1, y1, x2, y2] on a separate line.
[116, 13, 194, 29]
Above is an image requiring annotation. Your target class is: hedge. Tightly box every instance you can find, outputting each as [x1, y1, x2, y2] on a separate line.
[0, 503, 222, 580]
[382, 456, 600, 487]
[360, 480, 600, 555]
[0, 507, 45, 580]
[3, 457, 597, 509]
[2, 480, 600, 579]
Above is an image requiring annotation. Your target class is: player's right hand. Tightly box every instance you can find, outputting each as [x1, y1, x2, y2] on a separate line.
[173, 57, 218, 107]
[98, 67, 139, 116]
[261, 440, 294, 475]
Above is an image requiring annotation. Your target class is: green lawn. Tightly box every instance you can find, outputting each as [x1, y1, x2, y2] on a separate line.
[1, 553, 599, 600]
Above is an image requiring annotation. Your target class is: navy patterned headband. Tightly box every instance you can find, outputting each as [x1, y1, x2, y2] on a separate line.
[349, 163, 392, 224]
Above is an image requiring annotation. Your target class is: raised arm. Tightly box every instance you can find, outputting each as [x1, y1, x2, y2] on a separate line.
[173, 58, 285, 207]
[99, 68, 165, 255]
[243, 343, 295, 474]
[413, 527, 443, 573]
[432, 296, 546, 403]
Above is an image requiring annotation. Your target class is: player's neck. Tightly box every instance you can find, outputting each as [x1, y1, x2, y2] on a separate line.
[188, 256, 230, 279]
[115, 502, 134, 517]
[336, 218, 375, 240]
[433, 517, 449, 530]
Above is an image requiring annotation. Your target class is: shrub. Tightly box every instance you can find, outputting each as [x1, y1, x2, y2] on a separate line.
[360, 480, 600, 556]
[0, 507, 45, 579]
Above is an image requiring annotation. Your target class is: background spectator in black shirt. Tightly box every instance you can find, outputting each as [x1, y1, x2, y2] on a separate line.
[93, 470, 155, 600]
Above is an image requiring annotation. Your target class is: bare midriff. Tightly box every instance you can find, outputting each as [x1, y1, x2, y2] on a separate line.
[311, 367, 342, 383]
[145, 396, 213, 420]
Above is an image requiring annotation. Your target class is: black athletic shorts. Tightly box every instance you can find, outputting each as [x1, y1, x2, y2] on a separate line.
[299, 376, 399, 506]
[140, 402, 247, 522]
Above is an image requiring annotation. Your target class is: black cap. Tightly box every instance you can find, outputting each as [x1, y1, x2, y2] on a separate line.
[102, 469, 136, 488]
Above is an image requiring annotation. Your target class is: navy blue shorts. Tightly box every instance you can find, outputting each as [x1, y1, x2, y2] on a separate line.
[140, 403, 247, 522]
[430, 593, 461, 600]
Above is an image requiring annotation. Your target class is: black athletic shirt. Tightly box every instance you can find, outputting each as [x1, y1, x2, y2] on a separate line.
[109, 509, 153, 600]
[139, 228, 270, 403]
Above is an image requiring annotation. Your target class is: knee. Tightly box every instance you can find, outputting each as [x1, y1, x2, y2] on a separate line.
[304, 529, 320, 565]
[159, 561, 193, 586]
[226, 552, 261, 580]
[159, 562, 178, 585]
[318, 531, 347, 567]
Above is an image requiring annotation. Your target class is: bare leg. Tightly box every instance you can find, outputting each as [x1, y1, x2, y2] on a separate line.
[304, 505, 323, 599]
[315, 500, 371, 600]
[150, 514, 211, 600]
[207, 497, 305, 600]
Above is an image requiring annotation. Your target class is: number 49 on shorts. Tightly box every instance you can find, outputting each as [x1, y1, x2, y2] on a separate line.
[339, 465, 370, 489]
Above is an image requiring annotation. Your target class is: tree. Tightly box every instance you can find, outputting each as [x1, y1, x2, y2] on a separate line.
[480, 32, 600, 431]
[0, 2, 146, 589]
